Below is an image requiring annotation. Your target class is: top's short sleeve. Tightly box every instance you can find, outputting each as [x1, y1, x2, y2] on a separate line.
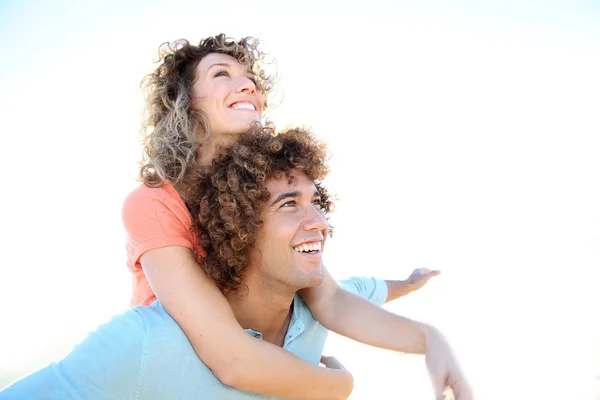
[122, 183, 202, 306]
[338, 276, 389, 306]
[122, 183, 195, 271]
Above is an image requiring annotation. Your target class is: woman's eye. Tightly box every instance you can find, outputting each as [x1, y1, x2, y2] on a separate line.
[248, 75, 257, 85]
[214, 70, 230, 78]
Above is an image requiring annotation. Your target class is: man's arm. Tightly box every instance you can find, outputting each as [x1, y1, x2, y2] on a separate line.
[0, 310, 145, 399]
[337, 268, 440, 304]
[385, 268, 441, 303]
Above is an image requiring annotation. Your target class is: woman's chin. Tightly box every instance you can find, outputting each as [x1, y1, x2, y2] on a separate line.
[213, 120, 264, 140]
[240, 120, 264, 133]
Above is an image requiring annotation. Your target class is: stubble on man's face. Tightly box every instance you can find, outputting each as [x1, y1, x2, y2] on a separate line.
[251, 171, 328, 294]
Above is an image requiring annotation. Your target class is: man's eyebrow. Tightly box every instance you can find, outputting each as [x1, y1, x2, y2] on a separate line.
[270, 191, 301, 207]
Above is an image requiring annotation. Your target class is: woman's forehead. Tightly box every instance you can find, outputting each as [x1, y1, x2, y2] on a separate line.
[197, 53, 247, 74]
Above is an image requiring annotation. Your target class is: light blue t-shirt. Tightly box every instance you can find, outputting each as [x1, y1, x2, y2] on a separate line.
[0, 277, 387, 400]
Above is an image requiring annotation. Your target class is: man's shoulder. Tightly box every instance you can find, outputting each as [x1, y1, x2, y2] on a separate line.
[135, 302, 273, 398]
[338, 276, 389, 306]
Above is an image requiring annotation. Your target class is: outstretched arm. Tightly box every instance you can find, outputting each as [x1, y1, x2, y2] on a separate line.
[384, 268, 440, 303]
[300, 268, 471, 400]
[142, 246, 353, 400]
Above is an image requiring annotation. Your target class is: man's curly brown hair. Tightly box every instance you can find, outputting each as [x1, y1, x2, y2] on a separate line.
[186, 125, 334, 294]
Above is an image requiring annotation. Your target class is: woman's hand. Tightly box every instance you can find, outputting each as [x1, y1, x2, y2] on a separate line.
[424, 326, 473, 400]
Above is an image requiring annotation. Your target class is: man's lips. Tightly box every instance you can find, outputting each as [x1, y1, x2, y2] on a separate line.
[292, 240, 323, 254]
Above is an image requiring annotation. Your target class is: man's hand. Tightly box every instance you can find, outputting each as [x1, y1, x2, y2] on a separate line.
[406, 268, 440, 292]
[385, 268, 441, 302]
[320, 355, 348, 371]
[319, 356, 353, 400]
[424, 326, 473, 400]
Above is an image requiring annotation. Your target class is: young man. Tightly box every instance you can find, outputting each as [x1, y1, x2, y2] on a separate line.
[1, 126, 470, 399]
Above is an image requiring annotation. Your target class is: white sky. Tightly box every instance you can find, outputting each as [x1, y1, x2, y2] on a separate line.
[1, 1, 599, 399]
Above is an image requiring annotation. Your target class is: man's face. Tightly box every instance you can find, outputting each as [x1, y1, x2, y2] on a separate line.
[250, 169, 329, 292]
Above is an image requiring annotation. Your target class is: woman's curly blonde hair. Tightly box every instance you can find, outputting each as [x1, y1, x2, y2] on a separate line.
[186, 125, 334, 294]
[139, 34, 276, 187]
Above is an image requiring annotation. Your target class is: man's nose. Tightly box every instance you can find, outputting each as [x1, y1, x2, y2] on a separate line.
[303, 206, 327, 232]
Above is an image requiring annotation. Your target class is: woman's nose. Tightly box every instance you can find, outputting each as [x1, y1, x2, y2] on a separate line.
[236, 76, 256, 94]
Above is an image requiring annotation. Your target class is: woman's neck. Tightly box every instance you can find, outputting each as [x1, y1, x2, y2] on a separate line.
[196, 134, 237, 167]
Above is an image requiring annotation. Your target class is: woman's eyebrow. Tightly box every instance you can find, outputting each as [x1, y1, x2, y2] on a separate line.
[207, 62, 232, 70]
[208, 63, 254, 77]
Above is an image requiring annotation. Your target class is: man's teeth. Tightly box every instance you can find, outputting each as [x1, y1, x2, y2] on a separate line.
[231, 103, 256, 111]
[294, 242, 322, 253]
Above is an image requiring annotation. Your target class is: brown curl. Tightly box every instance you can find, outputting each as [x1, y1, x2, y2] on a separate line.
[186, 124, 334, 294]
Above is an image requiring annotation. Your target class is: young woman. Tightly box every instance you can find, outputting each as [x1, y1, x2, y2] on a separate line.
[121, 34, 461, 399]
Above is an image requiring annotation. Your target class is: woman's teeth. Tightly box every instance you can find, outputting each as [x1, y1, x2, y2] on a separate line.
[294, 242, 322, 253]
[231, 103, 256, 111]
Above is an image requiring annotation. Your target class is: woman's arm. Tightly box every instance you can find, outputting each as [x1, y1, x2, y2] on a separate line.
[142, 246, 353, 400]
[299, 268, 471, 399]
[300, 269, 426, 353]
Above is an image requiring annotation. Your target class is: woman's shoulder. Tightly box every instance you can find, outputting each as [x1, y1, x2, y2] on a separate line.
[125, 182, 178, 203]
[123, 182, 184, 209]
[122, 182, 189, 223]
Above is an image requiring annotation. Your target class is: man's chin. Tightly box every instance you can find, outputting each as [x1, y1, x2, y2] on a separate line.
[305, 270, 326, 287]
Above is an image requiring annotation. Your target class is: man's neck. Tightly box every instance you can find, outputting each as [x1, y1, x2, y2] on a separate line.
[226, 279, 296, 347]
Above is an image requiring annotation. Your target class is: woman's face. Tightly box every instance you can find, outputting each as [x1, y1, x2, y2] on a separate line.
[191, 53, 264, 139]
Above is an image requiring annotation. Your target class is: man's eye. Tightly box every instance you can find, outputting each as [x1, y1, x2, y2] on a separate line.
[313, 199, 327, 212]
[214, 70, 230, 78]
[281, 201, 296, 208]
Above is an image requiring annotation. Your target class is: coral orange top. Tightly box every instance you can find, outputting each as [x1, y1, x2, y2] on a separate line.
[122, 182, 205, 306]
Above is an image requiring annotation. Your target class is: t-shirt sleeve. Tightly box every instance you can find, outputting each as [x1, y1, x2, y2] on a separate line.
[122, 185, 194, 269]
[338, 276, 389, 306]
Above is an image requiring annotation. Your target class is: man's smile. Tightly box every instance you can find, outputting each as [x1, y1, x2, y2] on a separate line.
[293, 241, 322, 254]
